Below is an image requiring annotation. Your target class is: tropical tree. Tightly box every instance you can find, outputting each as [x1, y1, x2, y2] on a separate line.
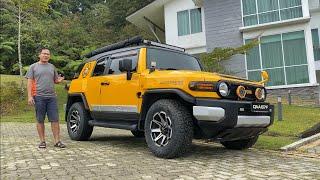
[200, 39, 259, 73]
[5, 0, 51, 94]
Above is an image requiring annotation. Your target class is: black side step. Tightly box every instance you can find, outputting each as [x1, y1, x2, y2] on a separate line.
[88, 120, 137, 130]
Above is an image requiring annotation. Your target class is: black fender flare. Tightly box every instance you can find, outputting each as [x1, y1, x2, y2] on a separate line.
[138, 89, 195, 130]
[65, 93, 89, 121]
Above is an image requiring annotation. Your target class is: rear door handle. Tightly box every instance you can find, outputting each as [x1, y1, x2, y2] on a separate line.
[101, 81, 110, 86]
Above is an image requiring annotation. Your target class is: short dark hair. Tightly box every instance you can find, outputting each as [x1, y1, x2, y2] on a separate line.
[38, 48, 50, 54]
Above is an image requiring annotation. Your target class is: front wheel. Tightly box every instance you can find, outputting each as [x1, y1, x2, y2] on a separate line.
[67, 102, 93, 141]
[144, 99, 193, 158]
[220, 136, 259, 150]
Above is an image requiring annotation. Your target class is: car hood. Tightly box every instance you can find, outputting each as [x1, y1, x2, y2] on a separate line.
[145, 70, 263, 87]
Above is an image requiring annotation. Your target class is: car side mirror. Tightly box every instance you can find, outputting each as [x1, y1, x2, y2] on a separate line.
[119, 59, 133, 80]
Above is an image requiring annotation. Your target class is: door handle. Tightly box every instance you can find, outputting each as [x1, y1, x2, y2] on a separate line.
[101, 81, 110, 86]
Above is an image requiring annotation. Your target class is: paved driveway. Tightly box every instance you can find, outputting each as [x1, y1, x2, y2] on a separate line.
[1, 122, 319, 180]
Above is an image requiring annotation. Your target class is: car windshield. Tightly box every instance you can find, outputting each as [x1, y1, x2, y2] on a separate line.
[147, 48, 202, 71]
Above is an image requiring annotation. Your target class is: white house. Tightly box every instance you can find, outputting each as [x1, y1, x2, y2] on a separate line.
[127, 0, 320, 100]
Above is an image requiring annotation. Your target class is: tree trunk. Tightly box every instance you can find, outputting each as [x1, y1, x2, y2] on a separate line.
[18, 5, 24, 97]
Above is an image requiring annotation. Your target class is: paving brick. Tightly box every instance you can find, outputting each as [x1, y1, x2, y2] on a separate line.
[1, 122, 320, 179]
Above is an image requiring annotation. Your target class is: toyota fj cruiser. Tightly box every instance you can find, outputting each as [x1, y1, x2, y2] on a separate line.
[66, 36, 274, 158]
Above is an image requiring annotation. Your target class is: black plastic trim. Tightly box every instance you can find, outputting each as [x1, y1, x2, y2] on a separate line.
[67, 93, 89, 110]
[88, 120, 137, 130]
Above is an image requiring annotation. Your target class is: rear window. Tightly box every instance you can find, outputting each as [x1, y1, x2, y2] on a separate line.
[147, 48, 202, 71]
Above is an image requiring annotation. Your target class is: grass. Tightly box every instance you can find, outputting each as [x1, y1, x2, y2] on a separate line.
[254, 105, 320, 150]
[1, 74, 319, 150]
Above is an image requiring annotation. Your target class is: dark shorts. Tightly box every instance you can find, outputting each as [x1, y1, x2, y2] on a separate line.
[34, 96, 59, 123]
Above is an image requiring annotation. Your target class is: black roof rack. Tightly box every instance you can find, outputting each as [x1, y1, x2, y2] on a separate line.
[84, 36, 185, 58]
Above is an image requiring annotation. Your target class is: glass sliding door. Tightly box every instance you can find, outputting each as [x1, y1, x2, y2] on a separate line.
[245, 30, 309, 87]
[261, 35, 283, 68]
[286, 65, 309, 84]
[282, 31, 307, 66]
[265, 68, 286, 86]
[312, 29, 320, 61]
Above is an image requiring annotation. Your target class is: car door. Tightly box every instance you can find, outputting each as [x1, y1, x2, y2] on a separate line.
[84, 57, 109, 118]
[98, 50, 141, 121]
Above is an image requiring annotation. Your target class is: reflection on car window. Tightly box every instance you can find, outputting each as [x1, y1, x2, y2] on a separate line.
[108, 53, 138, 75]
[92, 59, 107, 76]
[147, 48, 201, 71]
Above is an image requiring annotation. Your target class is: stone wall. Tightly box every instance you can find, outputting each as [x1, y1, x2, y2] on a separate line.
[266, 85, 320, 106]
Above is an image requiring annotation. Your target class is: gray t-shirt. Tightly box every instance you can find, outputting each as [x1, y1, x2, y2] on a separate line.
[25, 62, 59, 97]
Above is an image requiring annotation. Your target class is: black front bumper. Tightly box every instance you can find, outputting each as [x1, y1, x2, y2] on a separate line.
[194, 98, 274, 140]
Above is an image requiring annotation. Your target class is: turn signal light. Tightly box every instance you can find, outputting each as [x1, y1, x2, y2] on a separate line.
[189, 82, 216, 91]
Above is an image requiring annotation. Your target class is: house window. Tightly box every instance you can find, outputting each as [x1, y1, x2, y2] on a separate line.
[242, 0, 303, 26]
[312, 29, 320, 61]
[177, 8, 202, 36]
[246, 30, 309, 87]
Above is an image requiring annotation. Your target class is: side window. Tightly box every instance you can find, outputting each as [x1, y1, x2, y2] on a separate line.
[107, 51, 139, 75]
[108, 59, 122, 75]
[92, 58, 107, 76]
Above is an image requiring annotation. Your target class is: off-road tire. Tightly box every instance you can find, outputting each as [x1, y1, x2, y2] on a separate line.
[221, 136, 259, 150]
[131, 130, 145, 138]
[67, 102, 93, 141]
[144, 99, 193, 158]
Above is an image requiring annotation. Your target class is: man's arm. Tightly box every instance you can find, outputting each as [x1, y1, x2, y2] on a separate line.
[27, 79, 35, 105]
[53, 66, 64, 84]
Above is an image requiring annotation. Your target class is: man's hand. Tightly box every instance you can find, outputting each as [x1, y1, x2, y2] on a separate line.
[55, 74, 65, 83]
[28, 96, 35, 106]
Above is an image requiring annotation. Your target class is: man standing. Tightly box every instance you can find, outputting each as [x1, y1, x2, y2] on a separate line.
[25, 48, 66, 148]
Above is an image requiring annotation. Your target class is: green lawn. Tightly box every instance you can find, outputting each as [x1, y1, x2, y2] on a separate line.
[1, 74, 319, 150]
[254, 105, 320, 150]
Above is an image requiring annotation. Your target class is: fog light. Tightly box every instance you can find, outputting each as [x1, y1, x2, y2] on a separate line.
[236, 86, 246, 99]
[255, 88, 266, 100]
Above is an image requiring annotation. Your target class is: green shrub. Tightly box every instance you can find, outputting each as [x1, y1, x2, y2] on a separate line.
[0, 82, 31, 115]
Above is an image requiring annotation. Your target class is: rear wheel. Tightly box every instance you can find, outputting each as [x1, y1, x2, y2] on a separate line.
[67, 102, 93, 141]
[221, 136, 259, 150]
[144, 99, 193, 158]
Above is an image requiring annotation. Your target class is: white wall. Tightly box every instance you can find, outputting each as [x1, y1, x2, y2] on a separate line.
[164, 0, 207, 54]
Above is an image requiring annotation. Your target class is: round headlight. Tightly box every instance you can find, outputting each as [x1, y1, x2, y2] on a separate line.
[218, 82, 229, 97]
[255, 88, 266, 100]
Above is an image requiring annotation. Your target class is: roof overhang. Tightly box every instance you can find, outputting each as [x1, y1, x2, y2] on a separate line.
[126, 0, 173, 42]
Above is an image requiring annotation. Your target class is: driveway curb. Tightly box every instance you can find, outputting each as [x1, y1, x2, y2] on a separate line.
[280, 133, 320, 152]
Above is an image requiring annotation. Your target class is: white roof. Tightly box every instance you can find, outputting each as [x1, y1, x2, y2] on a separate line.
[126, 0, 172, 41]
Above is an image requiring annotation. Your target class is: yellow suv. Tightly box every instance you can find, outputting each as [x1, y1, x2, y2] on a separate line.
[66, 36, 274, 158]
